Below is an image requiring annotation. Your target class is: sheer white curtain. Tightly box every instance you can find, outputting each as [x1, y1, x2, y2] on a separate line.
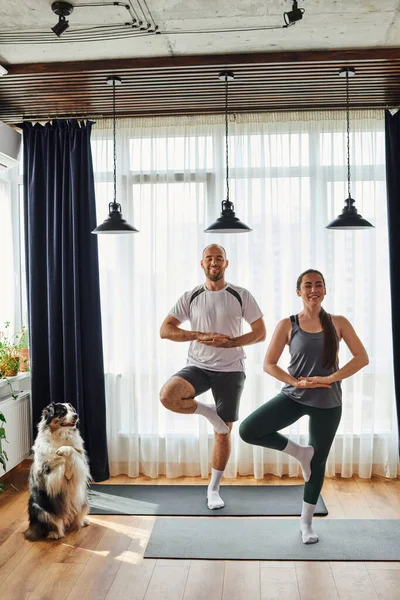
[0, 167, 25, 339]
[0, 175, 16, 328]
[92, 111, 398, 480]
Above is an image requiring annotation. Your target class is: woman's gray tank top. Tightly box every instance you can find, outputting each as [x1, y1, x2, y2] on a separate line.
[281, 315, 342, 408]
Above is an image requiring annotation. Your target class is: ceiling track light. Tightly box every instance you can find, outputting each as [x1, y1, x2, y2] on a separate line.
[92, 76, 139, 235]
[205, 72, 251, 234]
[51, 2, 74, 37]
[326, 67, 374, 230]
[284, 0, 305, 26]
[50, 1, 158, 38]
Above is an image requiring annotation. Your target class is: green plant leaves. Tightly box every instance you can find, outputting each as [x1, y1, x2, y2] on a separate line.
[0, 454, 7, 471]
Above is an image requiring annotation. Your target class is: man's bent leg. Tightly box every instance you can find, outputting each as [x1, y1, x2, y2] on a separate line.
[207, 423, 232, 510]
[159, 374, 229, 433]
[159, 376, 197, 414]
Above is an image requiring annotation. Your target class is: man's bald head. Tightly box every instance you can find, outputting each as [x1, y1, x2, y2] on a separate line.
[202, 244, 226, 259]
[201, 244, 228, 283]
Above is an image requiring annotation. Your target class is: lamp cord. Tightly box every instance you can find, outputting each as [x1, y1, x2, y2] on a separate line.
[225, 74, 230, 203]
[346, 69, 351, 199]
[113, 79, 117, 205]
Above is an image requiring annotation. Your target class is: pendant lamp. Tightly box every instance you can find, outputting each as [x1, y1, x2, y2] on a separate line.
[326, 67, 374, 230]
[92, 76, 139, 235]
[205, 71, 251, 233]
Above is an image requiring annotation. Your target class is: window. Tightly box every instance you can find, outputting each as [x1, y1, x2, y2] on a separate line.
[0, 165, 27, 333]
[92, 116, 395, 444]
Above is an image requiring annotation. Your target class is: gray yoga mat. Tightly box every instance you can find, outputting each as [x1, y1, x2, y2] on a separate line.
[144, 518, 400, 561]
[89, 484, 328, 516]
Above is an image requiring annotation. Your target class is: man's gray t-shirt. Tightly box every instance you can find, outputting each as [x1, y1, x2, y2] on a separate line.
[169, 283, 263, 372]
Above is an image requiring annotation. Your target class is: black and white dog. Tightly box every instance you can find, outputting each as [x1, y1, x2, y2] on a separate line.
[24, 402, 91, 541]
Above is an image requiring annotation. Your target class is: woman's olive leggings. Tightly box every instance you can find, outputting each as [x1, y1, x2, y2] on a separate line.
[239, 393, 342, 505]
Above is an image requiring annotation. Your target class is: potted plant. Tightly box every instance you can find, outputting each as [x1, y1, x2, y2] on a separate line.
[0, 322, 29, 490]
[0, 322, 23, 377]
[18, 326, 30, 372]
[0, 410, 8, 491]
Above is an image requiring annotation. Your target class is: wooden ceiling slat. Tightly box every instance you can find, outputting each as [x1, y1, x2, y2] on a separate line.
[4, 88, 394, 99]
[4, 64, 400, 85]
[6, 47, 400, 75]
[1, 103, 389, 121]
[9, 88, 391, 101]
[6, 90, 393, 103]
[1, 48, 400, 123]
[2, 101, 393, 119]
[3, 68, 400, 83]
[3, 74, 398, 90]
[11, 98, 393, 115]
[4, 89, 389, 102]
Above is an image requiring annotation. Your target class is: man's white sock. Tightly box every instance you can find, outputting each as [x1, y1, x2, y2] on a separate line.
[207, 468, 225, 510]
[300, 501, 318, 544]
[283, 439, 314, 482]
[195, 402, 229, 434]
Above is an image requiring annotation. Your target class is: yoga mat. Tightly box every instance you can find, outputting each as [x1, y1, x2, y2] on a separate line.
[144, 518, 400, 561]
[89, 484, 328, 516]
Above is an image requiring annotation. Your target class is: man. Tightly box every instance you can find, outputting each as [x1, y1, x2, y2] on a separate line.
[159, 244, 266, 510]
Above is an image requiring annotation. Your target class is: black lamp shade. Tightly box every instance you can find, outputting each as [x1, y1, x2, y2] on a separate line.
[92, 76, 139, 235]
[205, 71, 251, 234]
[92, 203, 139, 234]
[328, 67, 373, 231]
[326, 196, 374, 230]
[205, 200, 252, 233]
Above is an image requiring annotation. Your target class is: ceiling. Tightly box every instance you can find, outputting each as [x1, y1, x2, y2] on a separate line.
[1, 0, 400, 123]
[1, 0, 400, 63]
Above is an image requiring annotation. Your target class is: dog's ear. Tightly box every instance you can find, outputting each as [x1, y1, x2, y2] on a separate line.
[42, 403, 55, 423]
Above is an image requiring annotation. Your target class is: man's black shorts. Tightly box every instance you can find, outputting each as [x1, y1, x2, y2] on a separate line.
[173, 366, 246, 423]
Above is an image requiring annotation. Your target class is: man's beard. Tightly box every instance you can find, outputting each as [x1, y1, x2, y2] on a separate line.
[206, 269, 224, 282]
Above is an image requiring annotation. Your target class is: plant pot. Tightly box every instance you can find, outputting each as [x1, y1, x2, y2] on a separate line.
[19, 349, 30, 372]
[0, 357, 20, 377]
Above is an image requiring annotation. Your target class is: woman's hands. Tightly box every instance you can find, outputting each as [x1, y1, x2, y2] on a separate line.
[294, 376, 332, 389]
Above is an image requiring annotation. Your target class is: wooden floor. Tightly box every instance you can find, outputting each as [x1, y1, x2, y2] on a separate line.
[1, 464, 400, 600]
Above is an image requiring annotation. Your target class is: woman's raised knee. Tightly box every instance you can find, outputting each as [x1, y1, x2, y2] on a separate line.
[239, 420, 255, 444]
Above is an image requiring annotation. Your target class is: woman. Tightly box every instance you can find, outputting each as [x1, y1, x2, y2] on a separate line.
[239, 269, 369, 544]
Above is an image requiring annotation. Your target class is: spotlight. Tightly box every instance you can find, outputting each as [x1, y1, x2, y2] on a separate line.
[284, 0, 305, 25]
[51, 16, 70, 37]
[51, 2, 74, 37]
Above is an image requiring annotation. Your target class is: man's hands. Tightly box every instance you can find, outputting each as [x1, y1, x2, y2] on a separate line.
[294, 376, 332, 389]
[197, 332, 233, 348]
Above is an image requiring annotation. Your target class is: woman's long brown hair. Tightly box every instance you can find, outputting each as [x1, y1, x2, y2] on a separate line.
[296, 269, 338, 370]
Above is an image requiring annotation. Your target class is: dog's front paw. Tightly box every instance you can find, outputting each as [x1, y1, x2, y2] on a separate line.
[47, 531, 64, 540]
[82, 517, 90, 527]
[56, 446, 74, 457]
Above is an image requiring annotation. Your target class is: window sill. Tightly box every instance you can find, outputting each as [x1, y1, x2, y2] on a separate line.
[0, 372, 31, 400]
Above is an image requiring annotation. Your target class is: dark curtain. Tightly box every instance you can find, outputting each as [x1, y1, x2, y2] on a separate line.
[20, 120, 109, 481]
[385, 109, 400, 453]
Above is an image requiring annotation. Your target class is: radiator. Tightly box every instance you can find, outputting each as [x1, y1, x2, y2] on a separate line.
[0, 392, 32, 474]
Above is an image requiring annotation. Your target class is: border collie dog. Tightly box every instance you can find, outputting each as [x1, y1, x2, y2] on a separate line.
[24, 402, 91, 541]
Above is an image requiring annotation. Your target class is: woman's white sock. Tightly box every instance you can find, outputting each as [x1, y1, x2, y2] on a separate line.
[207, 468, 225, 510]
[283, 439, 314, 482]
[300, 501, 318, 544]
[195, 402, 229, 434]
